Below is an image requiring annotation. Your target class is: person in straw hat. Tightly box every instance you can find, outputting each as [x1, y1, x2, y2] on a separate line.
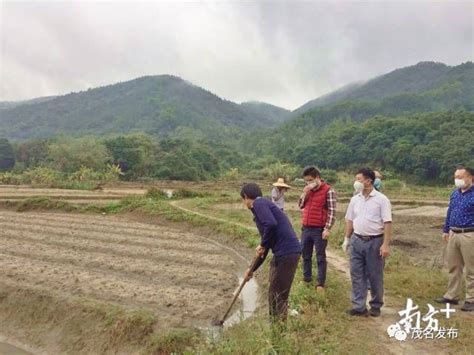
[271, 178, 291, 211]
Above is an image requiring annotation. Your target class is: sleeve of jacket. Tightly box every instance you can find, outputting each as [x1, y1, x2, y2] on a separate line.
[251, 248, 270, 272]
[253, 201, 277, 249]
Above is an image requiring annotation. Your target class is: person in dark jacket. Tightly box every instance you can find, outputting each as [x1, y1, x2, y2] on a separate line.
[242, 183, 301, 322]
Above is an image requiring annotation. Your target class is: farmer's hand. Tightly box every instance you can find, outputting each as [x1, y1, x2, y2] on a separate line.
[342, 237, 350, 253]
[442, 233, 450, 243]
[322, 229, 330, 240]
[303, 185, 312, 194]
[244, 268, 253, 282]
[380, 243, 390, 258]
[256, 245, 265, 258]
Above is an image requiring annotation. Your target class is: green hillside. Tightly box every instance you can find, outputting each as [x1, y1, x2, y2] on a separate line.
[0, 75, 288, 141]
[239, 101, 291, 124]
[295, 61, 473, 114]
[241, 62, 473, 184]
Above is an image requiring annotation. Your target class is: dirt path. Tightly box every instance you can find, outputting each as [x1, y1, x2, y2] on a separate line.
[169, 200, 450, 355]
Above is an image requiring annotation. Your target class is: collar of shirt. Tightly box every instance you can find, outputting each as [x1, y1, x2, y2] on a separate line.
[459, 185, 473, 195]
[250, 196, 262, 209]
[357, 188, 377, 199]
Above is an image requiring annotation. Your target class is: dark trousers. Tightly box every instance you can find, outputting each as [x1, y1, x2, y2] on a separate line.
[301, 227, 327, 286]
[349, 234, 385, 311]
[268, 253, 300, 322]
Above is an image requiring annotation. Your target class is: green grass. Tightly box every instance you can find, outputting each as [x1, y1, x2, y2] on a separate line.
[194, 267, 382, 354]
[14, 196, 81, 212]
[0, 284, 167, 354]
[383, 249, 472, 353]
[148, 329, 199, 354]
[53, 180, 98, 190]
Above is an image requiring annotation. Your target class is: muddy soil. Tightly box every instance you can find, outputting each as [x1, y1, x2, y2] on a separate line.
[0, 210, 239, 330]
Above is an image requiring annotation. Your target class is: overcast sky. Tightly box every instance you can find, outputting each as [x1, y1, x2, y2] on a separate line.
[1, 0, 472, 110]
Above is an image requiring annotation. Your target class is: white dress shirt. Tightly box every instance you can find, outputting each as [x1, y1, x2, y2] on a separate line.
[345, 188, 392, 236]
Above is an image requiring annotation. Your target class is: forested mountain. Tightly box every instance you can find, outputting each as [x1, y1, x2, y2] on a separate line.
[0, 96, 57, 110]
[246, 110, 473, 184]
[295, 61, 473, 114]
[239, 101, 291, 124]
[0, 75, 289, 141]
[241, 61, 473, 184]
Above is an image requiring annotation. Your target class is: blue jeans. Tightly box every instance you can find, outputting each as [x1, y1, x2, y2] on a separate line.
[301, 227, 327, 286]
[349, 234, 385, 311]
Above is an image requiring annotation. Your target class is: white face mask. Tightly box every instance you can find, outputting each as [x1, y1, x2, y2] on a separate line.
[454, 179, 466, 189]
[305, 179, 320, 189]
[353, 181, 364, 192]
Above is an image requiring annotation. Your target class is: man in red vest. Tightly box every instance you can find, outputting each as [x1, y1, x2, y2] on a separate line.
[299, 166, 337, 291]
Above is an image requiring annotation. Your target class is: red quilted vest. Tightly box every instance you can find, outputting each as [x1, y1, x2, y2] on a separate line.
[302, 181, 331, 227]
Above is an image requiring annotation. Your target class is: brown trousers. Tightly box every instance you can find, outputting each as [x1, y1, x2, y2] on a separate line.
[444, 231, 474, 303]
[268, 253, 300, 322]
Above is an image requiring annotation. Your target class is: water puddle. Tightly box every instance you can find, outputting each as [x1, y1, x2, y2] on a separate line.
[221, 276, 258, 327]
[198, 235, 260, 337]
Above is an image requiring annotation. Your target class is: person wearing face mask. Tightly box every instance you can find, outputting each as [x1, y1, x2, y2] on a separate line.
[299, 166, 337, 292]
[435, 166, 474, 312]
[374, 170, 383, 191]
[360, 170, 383, 291]
[343, 168, 392, 317]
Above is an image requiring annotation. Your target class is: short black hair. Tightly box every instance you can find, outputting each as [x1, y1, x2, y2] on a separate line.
[456, 165, 474, 176]
[240, 183, 263, 199]
[356, 167, 376, 184]
[302, 166, 321, 178]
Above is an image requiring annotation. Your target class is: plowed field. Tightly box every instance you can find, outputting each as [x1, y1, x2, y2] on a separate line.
[0, 210, 238, 329]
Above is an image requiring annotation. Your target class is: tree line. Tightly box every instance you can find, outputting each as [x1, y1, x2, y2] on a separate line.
[1, 110, 472, 185]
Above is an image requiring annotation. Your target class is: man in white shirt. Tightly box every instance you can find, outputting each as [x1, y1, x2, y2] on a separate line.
[343, 168, 392, 317]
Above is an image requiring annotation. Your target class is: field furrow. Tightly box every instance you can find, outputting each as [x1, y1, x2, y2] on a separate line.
[0, 210, 239, 329]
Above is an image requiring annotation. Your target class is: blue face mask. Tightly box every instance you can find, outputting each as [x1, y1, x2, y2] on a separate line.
[374, 178, 382, 191]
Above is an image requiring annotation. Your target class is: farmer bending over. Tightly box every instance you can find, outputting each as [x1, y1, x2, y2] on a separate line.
[242, 183, 301, 323]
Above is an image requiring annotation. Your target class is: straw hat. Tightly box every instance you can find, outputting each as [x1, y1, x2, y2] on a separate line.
[272, 178, 291, 189]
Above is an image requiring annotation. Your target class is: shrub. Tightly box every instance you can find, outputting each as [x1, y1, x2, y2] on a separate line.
[146, 187, 169, 199]
[220, 167, 242, 181]
[21, 166, 63, 186]
[0, 171, 21, 184]
[260, 162, 301, 182]
[320, 169, 340, 184]
[172, 189, 208, 199]
[383, 179, 404, 189]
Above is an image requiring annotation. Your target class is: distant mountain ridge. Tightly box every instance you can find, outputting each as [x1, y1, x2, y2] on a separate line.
[239, 101, 291, 124]
[0, 75, 290, 140]
[295, 61, 473, 114]
[1, 61, 472, 141]
[0, 96, 57, 110]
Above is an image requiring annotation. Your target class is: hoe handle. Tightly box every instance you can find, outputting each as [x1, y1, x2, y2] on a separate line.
[221, 255, 260, 322]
